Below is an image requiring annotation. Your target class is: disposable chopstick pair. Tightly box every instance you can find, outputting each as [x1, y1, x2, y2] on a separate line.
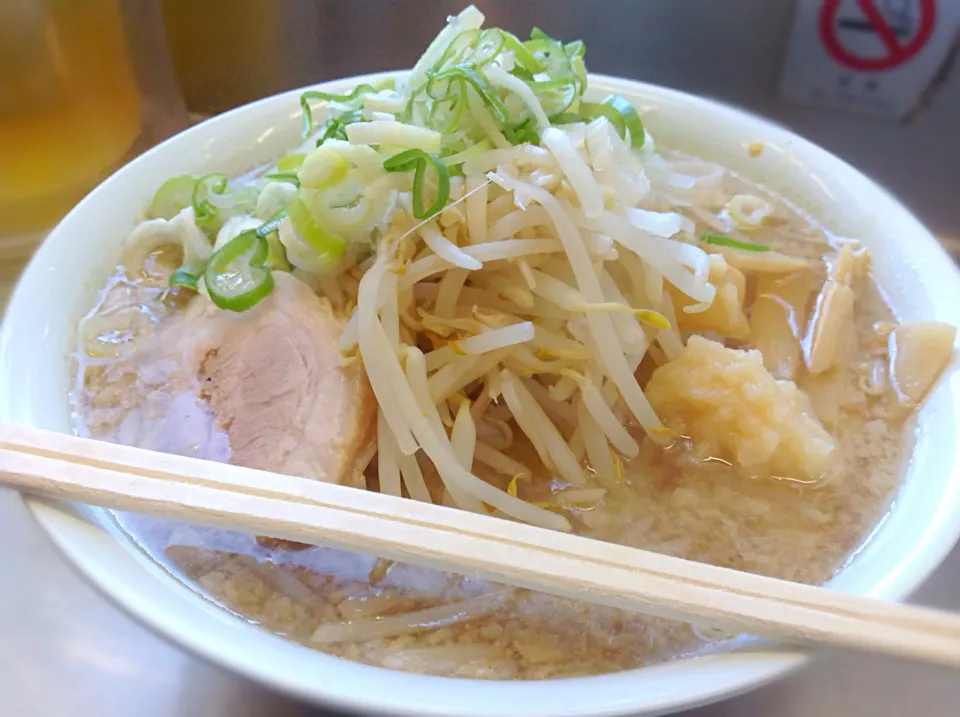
[2, 423, 959, 668]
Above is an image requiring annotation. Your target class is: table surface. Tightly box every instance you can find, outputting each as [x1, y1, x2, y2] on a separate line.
[3, 239, 960, 717]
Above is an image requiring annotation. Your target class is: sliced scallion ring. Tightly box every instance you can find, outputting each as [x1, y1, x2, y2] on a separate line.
[531, 77, 578, 119]
[383, 148, 450, 219]
[191, 173, 229, 230]
[429, 64, 508, 125]
[441, 138, 494, 166]
[298, 147, 352, 190]
[601, 94, 645, 148]
[432, 29, 482, 71]
[169, 259, 207, 291]
[503, 118, 540, 146]
[502, 31, 546, 72]
[275, 153, 307, 172]
[565, 39, 585, 58]
[265, 233, 292, 272]
[148, 175, 198, 220]
[575, 101, 624, 131]
[250, 208, 293, 272]
[286, 195, 347, 264]
[264, 172, 301, 186]
[300, 84, 376, 137]
[256, 207, 287, 240]
[315, 109, 365, 146]
[701, 233, 770, 253]
[204, 229, 274, 312]
[471, 28, 507, 67]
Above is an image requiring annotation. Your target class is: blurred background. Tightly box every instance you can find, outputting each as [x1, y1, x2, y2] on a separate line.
[2, 0, 957, 309]
[2, 0, 958, 258]
[0, 0, 187, 297]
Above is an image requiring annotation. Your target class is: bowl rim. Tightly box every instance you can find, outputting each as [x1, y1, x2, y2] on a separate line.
[4, 69, 960, 717]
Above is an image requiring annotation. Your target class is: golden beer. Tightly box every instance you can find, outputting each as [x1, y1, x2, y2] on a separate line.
[0, 0, 141, 235]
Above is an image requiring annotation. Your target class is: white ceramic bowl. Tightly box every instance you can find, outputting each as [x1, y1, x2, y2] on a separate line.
[2, 72, 960, 717]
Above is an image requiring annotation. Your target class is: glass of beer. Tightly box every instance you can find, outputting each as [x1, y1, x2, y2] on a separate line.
[0, 0, 186, 244]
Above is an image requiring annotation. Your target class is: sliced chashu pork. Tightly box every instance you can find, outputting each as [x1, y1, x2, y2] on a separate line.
[102, 273, 376, 529]
[139, 272, 377, 548]
[193, 272, 376, 488]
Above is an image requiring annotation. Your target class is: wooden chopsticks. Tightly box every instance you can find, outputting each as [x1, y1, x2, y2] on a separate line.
[2, 422, 960, 668]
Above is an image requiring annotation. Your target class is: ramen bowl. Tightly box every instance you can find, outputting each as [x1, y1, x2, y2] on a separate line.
[2, 72, 959, 717]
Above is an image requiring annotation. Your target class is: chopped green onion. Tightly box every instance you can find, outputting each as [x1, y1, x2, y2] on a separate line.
[300, 84, 375, 137]
[601, 94, 645, 148]
[265, 233, 292, 272]
[298, 147, 351, 190]
[524, 29, 583, 92]
[406, 21, 588, 144]
[441, 138, 494, 166]
[255, 208, 287, 240]
[550, 112, 584, 125]
[701, 233, 770, 252]
[576, 101, 624, 129]
[530, 77, 578, 118]
[204, 229, 274, 312]
[429, 64, 508, 125]
[567, 96, 645, 147]
[301, 84, 377, 104]
[501, 31, 546, 72]
[473, 28, 507, 67]
[315, 109, 364, 146]
[565, 39, 586, 58]
[571, 55, 587, 89]
[251, 208, 293, 272]
[509, 65, 536, 83]
[317, 119, 346, 145]
[191, 173, 228, 230]
[264, 172, 301, 185]
[517, 27, 588, 120]
[286, 195, 347, 264]
[383, 148, 450, 220]
[169, 259, 207, 291]
[275, 153, 307, 172]
[432, 29, 483, 71]
[529, 27, 550, 42]
[148, 175, 198, 220]
[503, 118, 540, 146]
[524, 37, 555, 54]
[427, 94, 468, 135]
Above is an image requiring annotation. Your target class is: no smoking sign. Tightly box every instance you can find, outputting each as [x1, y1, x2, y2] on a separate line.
[820, 0, 936, 71]
[779, 0, 959, 118]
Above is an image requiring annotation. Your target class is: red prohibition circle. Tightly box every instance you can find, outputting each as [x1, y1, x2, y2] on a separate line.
[818, 0, 936, 71]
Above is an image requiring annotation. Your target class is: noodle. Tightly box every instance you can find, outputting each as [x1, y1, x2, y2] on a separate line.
[311, 592, 506, 644]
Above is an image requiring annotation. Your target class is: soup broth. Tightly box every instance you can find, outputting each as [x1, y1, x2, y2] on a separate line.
[73, 163, 908, 680]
